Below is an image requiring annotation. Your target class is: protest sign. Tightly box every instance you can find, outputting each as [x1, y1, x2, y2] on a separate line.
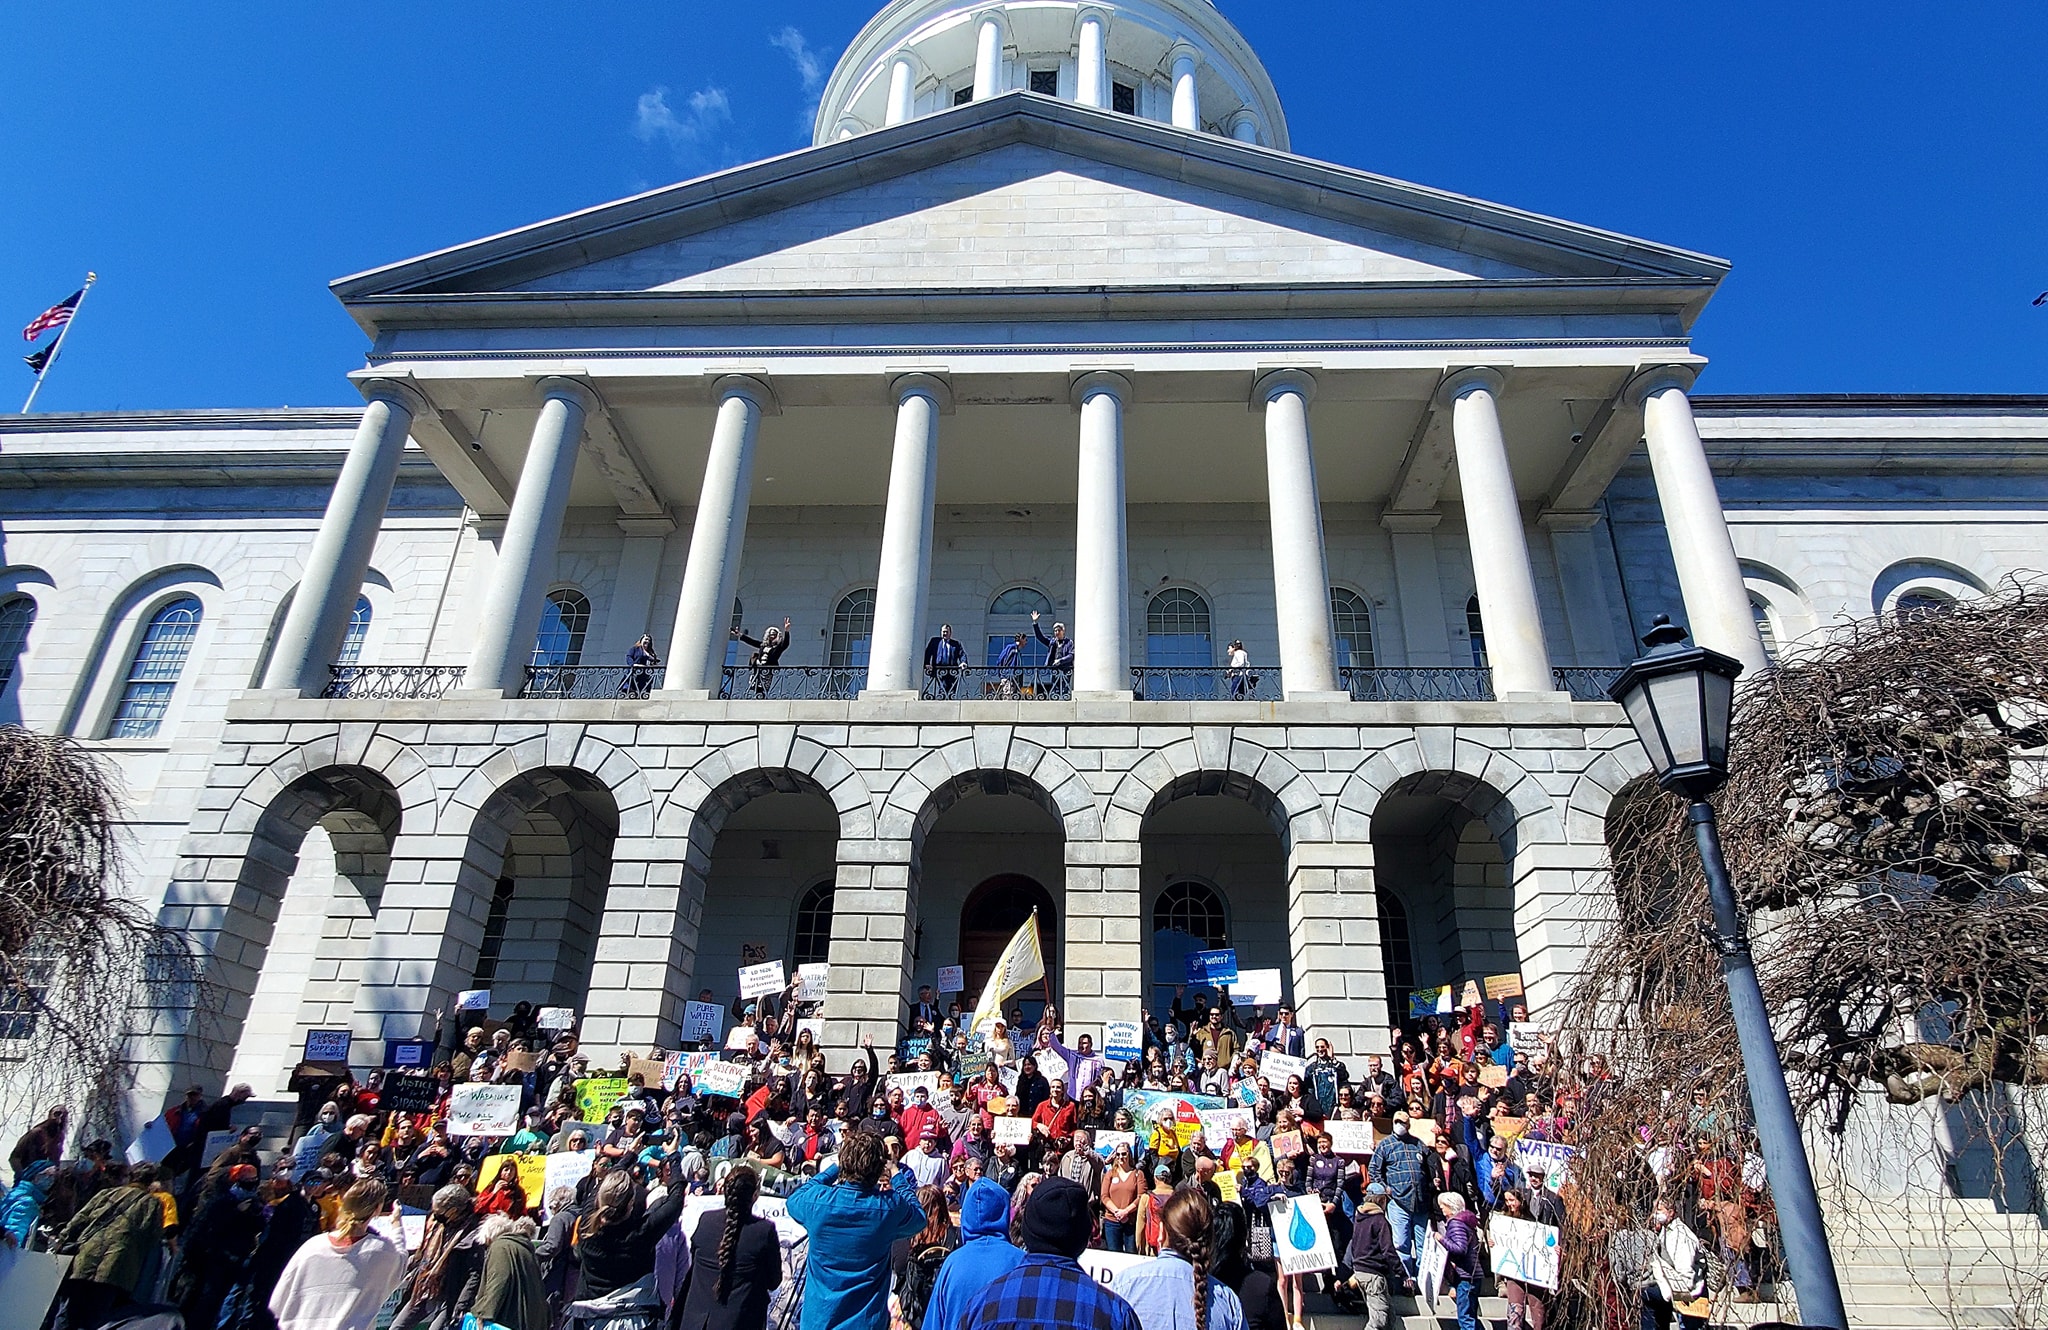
[503, 1049, 540, 1074]
[1491, 1116, 1529, 1143]
[937, 965, 965, 993]
[1077, 1248, 1149, 1289]
[1231, 968, 1283, 1007]
[1459, 980, 1482, 1008]
[1212, 1170, 1239, 1203]
[1479, 1063, 1509, 1089]
[1092, 1129, 1138, 1160]
[1489, 1215, 1561, 1291]
[1485, 973, 1526, 1000]
[1268, 1130, 1303, 1163]
[627, 1056, 668, 1085]
[456, 989, 492, 1012]
[479, 1153, 548, 1205]
[447, 1083, 523, 1137]
[738, 960, 786, 1001]
[303, 1029, 351, 1063]
[1410, 1118, 1439, 1148]
[202, 1129, 239, 1166]
[544, 1149, 596, 1206]
[1269, 1194, 1338, 1275]
[957, 1034, 990, 1080]
[0, 1246, 71, 1330]
[1185, 948, 1239, 985]
[991, 1116, 1032, 1146]
[696, 1060, 749, 1099]
[900, 1036, 932, 1060]
[1419, 1231, 1448, 1308]
[382, 1073, 439, 1114]
[1199, 1108, 1252, 1151]
[126, 1117, 174, 1165]
[890, 1072, 941, 1100]
[797, 1018, 824, 1045]
[1507, 1025, 1549, 1055]
[1103, 1019, 1142, 1063]
[574, 1076, 631, 1121]
[384, 1039, 433, 1069]
[796, 963, 829, 1002]
[1515, 1139, 1577, 1187]
[1325, 1120, 1376, 1155]
[682, 1001, 724, 1045]
[726, 1026, 759, 1052]
[536, 1006, 576, 1031]
[1261, 1051, 1308, 1084]
[1408, 986, 1449, 1019]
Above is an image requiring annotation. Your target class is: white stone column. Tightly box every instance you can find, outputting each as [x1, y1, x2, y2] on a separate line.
[1256, 370, 1343, 696]
[886, 54, 917, 125]
[1072, 371, 1132, 694]
[1228, 110, 1261, 144]
[263, 380, 425, 693]
[865, 375, 948, 694]
[463, 378, 595, 694]
[664, 377, 771, 694]
[1076, 9, 1109, 109]
[1444, 368, 1555, 695]
[1539, 510, 1624, 664]
[1170, 48, 1200, 130]
[599, 516, 676, 659]
[1630, 368, 1771, 675]
[973, 14, 1005, 100]
[1382, 512, 1455, 665]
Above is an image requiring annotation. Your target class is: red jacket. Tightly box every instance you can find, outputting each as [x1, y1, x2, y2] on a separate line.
[1031, 1099, 1077, 1147]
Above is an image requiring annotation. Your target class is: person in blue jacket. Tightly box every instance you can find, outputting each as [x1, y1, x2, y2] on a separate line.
[922, 1177, 1024, 1330]
[786, 1130, 924, 1330]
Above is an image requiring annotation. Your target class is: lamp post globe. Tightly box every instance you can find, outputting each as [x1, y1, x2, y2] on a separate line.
[1607, 613, 1743, 799]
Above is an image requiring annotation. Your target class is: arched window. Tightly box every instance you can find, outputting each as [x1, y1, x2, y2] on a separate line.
[1377, 888, 1414, 1001]
[1751, 595, 1779, 664]
[1895, 590, 1956, 622]
[725, 598, 745, 668]
[532, 590, 591, 668]
[1153, 880, 1228, 947]
[1146, 588, 1213, 667]
[108, 595, 203, 739]
[0, 596, 35, 695]
[793, 882, 835, 967]
[1465, 596, 1488, 669]
[336, 596, 373, 668]
[987, 586, 1053, 667]
[1330, 589, 1375, 670]
[829, 589, 876, 669]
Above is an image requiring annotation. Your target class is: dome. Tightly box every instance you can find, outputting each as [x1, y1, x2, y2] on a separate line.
[814, 0, 1289, 151]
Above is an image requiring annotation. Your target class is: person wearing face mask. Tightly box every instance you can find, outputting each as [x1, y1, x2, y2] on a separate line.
[293, 1102, 343, 1183]
[1365, 1112, 1429, 1281]
[1627, 1198, 1710, 1330]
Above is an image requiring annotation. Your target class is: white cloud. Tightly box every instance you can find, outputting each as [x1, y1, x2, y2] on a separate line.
[770, 26, 824, 94]
[634, 85, 733, 149]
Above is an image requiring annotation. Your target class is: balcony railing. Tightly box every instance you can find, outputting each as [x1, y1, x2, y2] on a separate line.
[521, 665, 668, 700]
[1342, 667, 1495, 702]
[1553, 667, 1624, 701]
[324, 665, 467, 700]
[920, 666, 1072, 700]
[718, 665, 864, 701]
[1131, 666, 1284, 702]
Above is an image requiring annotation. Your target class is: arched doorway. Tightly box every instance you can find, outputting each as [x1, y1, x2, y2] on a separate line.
[959, 874, 1057, 1023]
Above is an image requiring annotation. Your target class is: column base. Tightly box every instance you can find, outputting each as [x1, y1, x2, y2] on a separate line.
[857, 689, 922, 702]
[654, 688, 717, 701]
[449, 685, 519, 701]
[1279, 689, 1354, 704]
[1075, 689, 1136, 702]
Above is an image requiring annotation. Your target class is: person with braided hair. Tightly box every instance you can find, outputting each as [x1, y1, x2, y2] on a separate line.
[1117, 1186, 1246, 1330]
[676, 1164, 782, 1330]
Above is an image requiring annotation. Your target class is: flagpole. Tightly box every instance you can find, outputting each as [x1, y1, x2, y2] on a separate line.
[21, 272, 97, 414]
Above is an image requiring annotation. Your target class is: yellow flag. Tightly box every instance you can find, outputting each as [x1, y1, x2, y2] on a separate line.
[970, 911, 1046, 1033]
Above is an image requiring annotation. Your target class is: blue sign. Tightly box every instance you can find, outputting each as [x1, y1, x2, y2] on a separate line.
[385, 1039, 433, 1069]
[1185, 949, 1239, 985]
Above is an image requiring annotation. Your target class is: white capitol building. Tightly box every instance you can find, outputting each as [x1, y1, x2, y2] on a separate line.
[2, 0, 2043, 1161]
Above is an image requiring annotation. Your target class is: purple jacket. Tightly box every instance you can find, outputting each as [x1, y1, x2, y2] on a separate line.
[1440, 1210, 1481, 1280]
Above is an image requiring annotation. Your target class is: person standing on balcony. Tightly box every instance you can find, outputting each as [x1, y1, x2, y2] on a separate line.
[1227, 640, 1253, 699]
[622, 634, 661, 698]
[997, 633, 1028, 697]
[1030, 612, 1073, 696]
[732, 617, 793, 697]
[924, 624, 965, 698]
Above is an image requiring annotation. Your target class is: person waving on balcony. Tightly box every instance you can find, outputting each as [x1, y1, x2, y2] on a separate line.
[732, 617, 792, 697]
[1029, 612, 1073, 696]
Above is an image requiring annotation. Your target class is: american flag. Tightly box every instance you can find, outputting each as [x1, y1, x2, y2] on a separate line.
[22, 290, 82, 342]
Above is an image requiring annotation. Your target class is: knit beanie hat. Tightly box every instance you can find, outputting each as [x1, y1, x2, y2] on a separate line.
[1020, 1177, 1093, 1257]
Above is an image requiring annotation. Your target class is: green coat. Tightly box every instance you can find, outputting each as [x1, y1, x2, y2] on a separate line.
[470, 1231, 547, 1330]
[60, 1184, 163, 1291]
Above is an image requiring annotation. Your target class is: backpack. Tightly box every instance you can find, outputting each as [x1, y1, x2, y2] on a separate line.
[899, 1242, 951, 1328]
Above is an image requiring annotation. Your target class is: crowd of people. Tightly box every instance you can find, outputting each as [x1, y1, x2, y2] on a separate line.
[6, 981, 1775, 1330]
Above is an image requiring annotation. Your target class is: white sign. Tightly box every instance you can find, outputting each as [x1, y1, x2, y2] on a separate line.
[1076, 1248, 1148, 1288]
[1325, 1120, 1377, 1156]
[937, 965, 965, 994]
[796, 963, 829, 1002]
[1515, 1139, 1577, 1187]
[1507, 1025, 1550, 1055]
[797, 1018, 825, 1045]
[1103, 1020, 1142, 1062]
[536, 1006, 576, 1031]
[446, 1083, 523, 1137]
[543, 1150, 596, 1208]
[1489, 1215, 1561, 1291]
[1419, 1231, 1448, 1308]
[682, 1001, 724, 1044]
[202, 1129, 239, 1165]
[1260, 1051, 1309, 1084]
[726, 1025, 759, 1052]
[126, 1116, 175, 1165]
[303, 1029, 352, 1063]
[696, 1060, 749, 1099]
[991, 1116, 1032, 1147]
[0, 1246, 71, 1330]
[1268, 1194, 1338, 1275]
[1200, 1108, 1252, 1151]
[1232, 968, 1284, 1007]
[1092, 1129, 1138, 1160]
[456, 989, 492, 1012]
[890, 1072, 941, 1100]
[739, 960, 786, 1000]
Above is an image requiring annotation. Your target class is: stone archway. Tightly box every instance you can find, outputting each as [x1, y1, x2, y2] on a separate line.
[959, 874, 1059, 1021]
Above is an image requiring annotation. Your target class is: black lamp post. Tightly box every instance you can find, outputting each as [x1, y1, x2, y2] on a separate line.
[1609, 615, 1848, 1330]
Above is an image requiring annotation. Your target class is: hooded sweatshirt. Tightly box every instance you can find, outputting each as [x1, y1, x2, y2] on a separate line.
[921, 1178, 1025, 1330]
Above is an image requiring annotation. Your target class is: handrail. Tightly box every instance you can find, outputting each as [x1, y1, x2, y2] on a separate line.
[323, 665, 467, 700]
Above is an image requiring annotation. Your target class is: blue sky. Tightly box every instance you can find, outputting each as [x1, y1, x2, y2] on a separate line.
[2, 2, 2042, 412]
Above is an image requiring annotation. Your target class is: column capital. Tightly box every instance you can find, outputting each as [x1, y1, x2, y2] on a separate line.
[1435, 365, 1508, 408]
[973, 7, 1010, 37]
[709, 373, 781, 415]
[1380, 508, 1443, 534]
[1536, 508, 1602, 533]
[1073, 5, 1115, 38]
[1623, 363, 1700, 406]
[1251, 367, 1317, 410]
[355, 376, 429, 417]
[890, 371, 954, 415]
[1070, 368, 1134, 410]
[530, 375, 601, 416]
[616, 514, 677, 538]
[1163, 40, 1201, 74]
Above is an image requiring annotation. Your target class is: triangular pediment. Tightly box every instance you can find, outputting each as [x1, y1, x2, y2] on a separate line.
[336, 95, 1725, 322]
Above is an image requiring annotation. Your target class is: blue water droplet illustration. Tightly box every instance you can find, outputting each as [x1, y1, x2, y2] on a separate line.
[1288, 1198, 1315, 1251]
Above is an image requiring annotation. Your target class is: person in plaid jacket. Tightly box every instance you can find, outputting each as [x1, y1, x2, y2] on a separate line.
[963, 1177, 1141, 1330]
